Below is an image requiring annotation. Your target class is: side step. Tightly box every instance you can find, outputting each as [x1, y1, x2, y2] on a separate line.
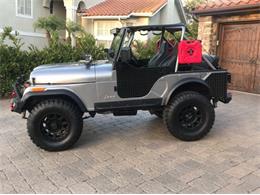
[113, 110, 137, 116]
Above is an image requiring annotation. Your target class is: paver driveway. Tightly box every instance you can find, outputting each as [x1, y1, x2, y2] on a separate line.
[0, 91, 260, 193]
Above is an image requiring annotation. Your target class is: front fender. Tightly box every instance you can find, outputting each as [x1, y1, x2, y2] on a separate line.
[19, 89, 87, 113]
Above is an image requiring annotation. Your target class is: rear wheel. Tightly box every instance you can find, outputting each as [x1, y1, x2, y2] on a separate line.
[164, 91, 215, 141]
[27, 99, 83, 151]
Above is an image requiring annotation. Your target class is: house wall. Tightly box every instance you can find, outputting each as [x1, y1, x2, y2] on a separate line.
[149, 0, 184, 25]
[53, 0, 67, 39]
[149, 11, 161, 25]
[158, 0, 183, 24]
[0, 0, 103, 49]
[0, 0, 49, 49]
[81, 17, 150, 47]
[197, 13, 260, 54]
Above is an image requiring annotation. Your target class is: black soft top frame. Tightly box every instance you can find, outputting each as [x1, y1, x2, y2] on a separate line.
[126, 23, 187, 32]
[111, 23, 189, 35]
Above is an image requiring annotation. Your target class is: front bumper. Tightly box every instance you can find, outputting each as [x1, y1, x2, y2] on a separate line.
[10, 81, 24, 113]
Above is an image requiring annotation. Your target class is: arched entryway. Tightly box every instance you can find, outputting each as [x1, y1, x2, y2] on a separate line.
[50, 0, 66, 39]
[76, 1, 86, 25]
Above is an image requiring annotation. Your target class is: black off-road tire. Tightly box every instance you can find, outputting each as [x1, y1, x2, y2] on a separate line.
[163, 91, 215, 141]
[27, 99, 83, 151]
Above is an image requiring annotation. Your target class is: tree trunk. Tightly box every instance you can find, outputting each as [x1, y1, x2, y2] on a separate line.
[46, 31, 51, 45]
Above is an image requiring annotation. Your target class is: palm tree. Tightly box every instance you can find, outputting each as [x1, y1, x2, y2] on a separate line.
[34, 15, 65, 45]
[65, 20, 84, 45]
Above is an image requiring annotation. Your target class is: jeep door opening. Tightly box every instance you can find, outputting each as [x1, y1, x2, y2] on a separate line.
[11, 23, 232, 151]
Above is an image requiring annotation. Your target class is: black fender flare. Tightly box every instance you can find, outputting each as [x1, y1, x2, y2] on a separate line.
[21, 89, 87, 113]
[165, 78, 211, 104]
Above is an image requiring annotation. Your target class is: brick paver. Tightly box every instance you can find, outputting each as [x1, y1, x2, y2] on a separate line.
[0, 91, 259, 193]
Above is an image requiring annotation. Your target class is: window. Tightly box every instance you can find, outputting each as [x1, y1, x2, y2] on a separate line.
[16, 0, 32, 18]
[94, 21, 119, 40]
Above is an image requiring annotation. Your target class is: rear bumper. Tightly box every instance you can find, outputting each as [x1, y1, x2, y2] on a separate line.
[219, 92, 232, 104]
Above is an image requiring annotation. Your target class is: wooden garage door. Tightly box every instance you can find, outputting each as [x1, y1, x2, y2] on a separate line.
[218, 22, 260, 93]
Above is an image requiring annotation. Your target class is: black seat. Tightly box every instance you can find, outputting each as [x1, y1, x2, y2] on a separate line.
[148, 41, 169, 68]
[159, 43, 178, 70]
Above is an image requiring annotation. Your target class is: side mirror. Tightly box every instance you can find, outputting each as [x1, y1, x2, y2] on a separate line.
[79, 54, 93, 66]
[85, 54, 92, 62]
[120, 47, 131, 62]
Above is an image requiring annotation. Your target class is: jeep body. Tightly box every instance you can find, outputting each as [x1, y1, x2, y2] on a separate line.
[11, 23, 232, 151]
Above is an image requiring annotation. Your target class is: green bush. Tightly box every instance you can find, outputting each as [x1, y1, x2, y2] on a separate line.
[132, 36, 160, 60]
[0, 27, 105, 97]
[76, 33, 106, 60]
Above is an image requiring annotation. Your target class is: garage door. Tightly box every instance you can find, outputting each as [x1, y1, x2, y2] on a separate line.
[218, 22, 260, 93]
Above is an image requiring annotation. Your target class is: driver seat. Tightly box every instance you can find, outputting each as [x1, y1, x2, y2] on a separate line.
[148, 41, 168, 68]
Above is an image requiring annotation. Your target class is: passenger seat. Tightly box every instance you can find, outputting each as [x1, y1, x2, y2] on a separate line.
[148, 41, 169, 68]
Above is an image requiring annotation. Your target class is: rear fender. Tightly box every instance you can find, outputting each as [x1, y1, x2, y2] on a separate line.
[164, 78, 211, 105]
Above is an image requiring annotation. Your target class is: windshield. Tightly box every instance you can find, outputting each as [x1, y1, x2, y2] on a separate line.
[109, 29, 124, 59]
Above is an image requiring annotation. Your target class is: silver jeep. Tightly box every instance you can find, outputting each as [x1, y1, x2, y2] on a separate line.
[11, 23, 232, 151]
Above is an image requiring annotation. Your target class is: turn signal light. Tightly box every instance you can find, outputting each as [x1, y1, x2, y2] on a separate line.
[31, 87, 46, 92]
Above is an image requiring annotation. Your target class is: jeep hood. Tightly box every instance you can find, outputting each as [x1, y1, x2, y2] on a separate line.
[30, 60, 112, 84]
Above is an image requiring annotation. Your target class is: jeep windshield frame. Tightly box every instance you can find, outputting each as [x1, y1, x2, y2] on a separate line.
[109, 28, 126, 61]
[110, 23, 188, 72]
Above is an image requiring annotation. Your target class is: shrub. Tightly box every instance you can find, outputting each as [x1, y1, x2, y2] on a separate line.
[0, 27, 105, 97]
[132, 36, 160, 60]
[77, 33, 106, 60]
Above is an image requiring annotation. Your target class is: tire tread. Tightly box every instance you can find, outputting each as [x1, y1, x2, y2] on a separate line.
[27, 99, 83, 151]
[163, 91, 215, 141]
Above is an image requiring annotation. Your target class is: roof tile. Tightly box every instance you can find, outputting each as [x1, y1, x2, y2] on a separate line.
[195, 0, 260, 11]
[81, 0, 167, 17]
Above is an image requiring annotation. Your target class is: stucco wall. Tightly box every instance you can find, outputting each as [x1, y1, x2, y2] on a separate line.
[158, 0, 182, 25]
[81, 17, 150, 47]
[149, 0, 184, 25]
[0, 0, 104, 49]
[149, 11, 161, 25]
[0, 0, 49, 33]
[0, 0, 66, 49]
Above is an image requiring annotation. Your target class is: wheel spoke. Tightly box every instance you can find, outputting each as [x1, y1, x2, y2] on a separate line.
[40, 112, 70, 141]
[179, 104, 203, 130]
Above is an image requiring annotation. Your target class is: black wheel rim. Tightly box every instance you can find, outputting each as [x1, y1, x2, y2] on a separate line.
[178, 105, 203, 130]
[40, 113, 70, 141]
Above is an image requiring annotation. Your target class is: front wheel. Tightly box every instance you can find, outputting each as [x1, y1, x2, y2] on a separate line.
[164, 91, 215, 141]
[27, 99, 83, 151]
